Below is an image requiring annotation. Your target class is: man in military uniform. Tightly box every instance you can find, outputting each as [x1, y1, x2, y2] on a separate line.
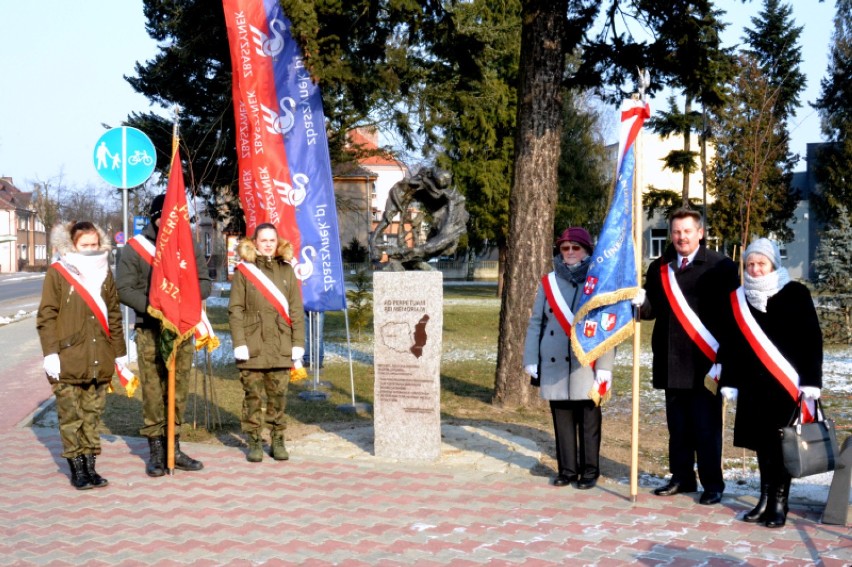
[117, 194, 212, 477]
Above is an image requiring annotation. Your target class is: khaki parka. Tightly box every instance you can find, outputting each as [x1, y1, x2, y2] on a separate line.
[228, 237, 304, 370]
[36, 223, 126, 385]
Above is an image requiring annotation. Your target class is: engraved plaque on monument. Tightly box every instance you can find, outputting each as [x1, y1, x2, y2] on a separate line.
[373, 271, 443, 460]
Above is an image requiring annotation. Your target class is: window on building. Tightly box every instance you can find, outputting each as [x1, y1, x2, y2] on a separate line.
[705, 236, 721, 252]
[19, 244, 27, 260]
[650, 228, 668, 258]
[204, 233, 212, 258]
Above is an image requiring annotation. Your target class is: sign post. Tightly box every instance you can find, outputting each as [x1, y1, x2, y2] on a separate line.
[93, 126, 158, 356]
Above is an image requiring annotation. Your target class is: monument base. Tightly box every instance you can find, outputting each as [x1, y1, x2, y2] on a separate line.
[372, 271, 443, 460]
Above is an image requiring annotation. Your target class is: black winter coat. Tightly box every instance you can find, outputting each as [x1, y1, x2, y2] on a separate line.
[717, 281, 823, 451]
[640, 244, 739, 390]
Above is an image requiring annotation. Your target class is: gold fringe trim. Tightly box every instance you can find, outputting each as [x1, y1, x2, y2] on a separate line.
[704, 375, 718, 395]
[572, 322, 635, 367]
[587, 386, 613, 407]
[147, 306, 198, 367]
[124, 376, 140, 398]
[573, 287, 641, 321]
[290, 367, 308, 382]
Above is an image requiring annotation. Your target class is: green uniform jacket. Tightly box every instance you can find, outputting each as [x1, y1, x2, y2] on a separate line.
[37, 262, 127, 386]
[228, 241, 305, 370]
[116, 222, 212, 328]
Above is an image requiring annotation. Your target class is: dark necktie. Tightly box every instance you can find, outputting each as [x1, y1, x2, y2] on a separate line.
[680, 257, 689, 271]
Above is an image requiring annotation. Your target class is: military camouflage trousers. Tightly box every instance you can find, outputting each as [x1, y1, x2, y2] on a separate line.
[52, 380, 107, 459]
[240, 369, 290, 435]
[135, 326, 195, 438]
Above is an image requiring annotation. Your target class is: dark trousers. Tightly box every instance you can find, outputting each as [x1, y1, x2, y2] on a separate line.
[550, 399, 602, 480]
[665, 388, 725, 492]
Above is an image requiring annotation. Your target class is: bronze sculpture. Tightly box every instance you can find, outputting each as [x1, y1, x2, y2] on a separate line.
[369, 167, 469, 271]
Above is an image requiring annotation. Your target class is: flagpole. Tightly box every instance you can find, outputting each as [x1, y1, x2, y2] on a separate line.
[166, 106, 180, 475]
[630, 71, 649, 503]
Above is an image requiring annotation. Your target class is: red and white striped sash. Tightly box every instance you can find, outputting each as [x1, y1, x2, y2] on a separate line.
[236, 261, 292, 326]
[660, 263, 721, 390]
[660, 263, 719, 363]
[51, 261, 138, 396]
[128, 234, 155, 265]
[542, 272, 574, 336]
[730, 287, 815, 422]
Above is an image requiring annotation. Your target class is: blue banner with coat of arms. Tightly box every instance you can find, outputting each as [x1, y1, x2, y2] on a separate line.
[571, 99, 650, 366]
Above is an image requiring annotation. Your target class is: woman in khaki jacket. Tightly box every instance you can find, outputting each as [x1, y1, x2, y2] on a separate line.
[228, 223, 305, 462]
[37, 221, 126, 489]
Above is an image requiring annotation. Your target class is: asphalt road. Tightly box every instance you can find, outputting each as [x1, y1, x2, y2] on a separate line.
[0, 273, 44, 319]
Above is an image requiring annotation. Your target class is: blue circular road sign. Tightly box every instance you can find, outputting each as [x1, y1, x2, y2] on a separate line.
[93, 127, 157, 188]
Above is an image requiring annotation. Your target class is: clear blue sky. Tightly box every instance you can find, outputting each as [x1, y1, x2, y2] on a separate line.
[0, 0, 837, 191]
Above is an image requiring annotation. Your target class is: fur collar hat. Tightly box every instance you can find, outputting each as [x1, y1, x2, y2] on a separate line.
[50, 222, 111, 256]
[237, 237, 294, 263]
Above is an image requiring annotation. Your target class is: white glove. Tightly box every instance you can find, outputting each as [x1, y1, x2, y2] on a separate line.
[291, 346, 305, 362]
[233, 345, 249, 361]
[524, 364, 538, 379]
[115, 355, 129, 368]
[595, 369, 612, 388]
[43, 354, 60, 379]
[800, 386, 821, 400]
[631, 288, 647, 307]
[720, 387, 738, 401]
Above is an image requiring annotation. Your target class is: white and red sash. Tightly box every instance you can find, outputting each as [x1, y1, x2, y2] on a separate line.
[128, 234, 156, 265]
[730, 287, 815, 422]
[660, 263, 721, 390]
[51, 261, 139, 397]
[236, 261, 292, 326]
[542, 272, 574, 336]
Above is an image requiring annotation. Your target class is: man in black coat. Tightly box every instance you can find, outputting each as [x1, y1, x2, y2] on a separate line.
[634, 208, 739, 505]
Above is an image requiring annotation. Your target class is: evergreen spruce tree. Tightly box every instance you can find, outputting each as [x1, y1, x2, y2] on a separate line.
[813, 205, 852, 294]
[709, 0, 803, 253]
[813, 0, 852, 225]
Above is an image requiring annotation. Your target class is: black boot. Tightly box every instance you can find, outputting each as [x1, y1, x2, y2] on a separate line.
[744, 451, 771, 522]
[67, 455, 94, 490]
[174, 435, 204, 471]
[763, 478, 791, 529]
[83, 454, 109, 488]
[743, 480, 770, 522]
[146, 436, 165, 477]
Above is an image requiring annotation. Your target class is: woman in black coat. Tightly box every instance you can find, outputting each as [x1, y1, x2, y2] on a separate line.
[717, 238, 822, 529]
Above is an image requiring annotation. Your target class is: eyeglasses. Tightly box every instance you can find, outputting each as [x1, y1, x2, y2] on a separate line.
[560, 244, 583, 252]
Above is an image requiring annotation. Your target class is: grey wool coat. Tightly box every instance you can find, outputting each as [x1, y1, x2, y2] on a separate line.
[523, 257, 615, 401]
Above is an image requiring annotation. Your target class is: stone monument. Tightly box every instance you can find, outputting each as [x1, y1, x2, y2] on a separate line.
[372, 270, 443, 460]
[369, 167, 468, 460]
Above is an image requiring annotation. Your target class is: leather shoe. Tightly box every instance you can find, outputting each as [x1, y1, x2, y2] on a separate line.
[699, 491, 723, 505]
[552, 473, 575, 487]
[575, 477, 597, 490]
[653, 481, 697, 496]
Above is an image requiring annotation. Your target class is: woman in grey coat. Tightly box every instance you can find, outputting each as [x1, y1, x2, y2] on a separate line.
[523, 227, 615, 489]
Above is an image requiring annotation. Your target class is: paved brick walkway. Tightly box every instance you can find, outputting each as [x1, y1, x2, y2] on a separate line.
[1, 426, 849, 566]
[1, 318, 850, 565]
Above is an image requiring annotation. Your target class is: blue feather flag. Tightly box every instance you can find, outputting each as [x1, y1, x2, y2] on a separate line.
[572, 99, 650, 370]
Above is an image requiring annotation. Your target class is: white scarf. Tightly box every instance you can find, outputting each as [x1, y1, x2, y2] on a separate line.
[743, 266, 790, 312]
[61, 250, 109, 301]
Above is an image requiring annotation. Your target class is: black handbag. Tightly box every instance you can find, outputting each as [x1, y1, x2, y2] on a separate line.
[779, 395, 839, 478]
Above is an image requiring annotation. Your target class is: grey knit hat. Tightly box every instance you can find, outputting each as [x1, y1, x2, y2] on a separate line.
[744, 238, 781, 269]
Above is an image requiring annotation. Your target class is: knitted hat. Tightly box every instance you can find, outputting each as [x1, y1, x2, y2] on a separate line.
[744, 237, 781, 269]
[149, 194, 166, 222]
[555, 227, 593, 254]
